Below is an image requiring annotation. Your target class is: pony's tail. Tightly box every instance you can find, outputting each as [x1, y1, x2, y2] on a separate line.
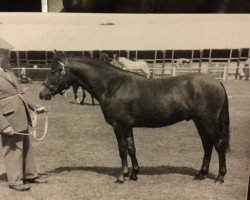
[219, 82, 230, 152]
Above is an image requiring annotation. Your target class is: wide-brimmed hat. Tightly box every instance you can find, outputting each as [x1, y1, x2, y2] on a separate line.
[0, 37, 14, 51]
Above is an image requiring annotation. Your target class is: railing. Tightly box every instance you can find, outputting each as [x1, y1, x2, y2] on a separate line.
[11, 65, 249, 82]
[12, 67, 50, 81]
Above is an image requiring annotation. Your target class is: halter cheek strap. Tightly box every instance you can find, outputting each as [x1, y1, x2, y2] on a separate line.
[58, 59, 68, 75]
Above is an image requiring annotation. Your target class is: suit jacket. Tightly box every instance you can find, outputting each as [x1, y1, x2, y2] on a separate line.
[0, 69, 37, 132]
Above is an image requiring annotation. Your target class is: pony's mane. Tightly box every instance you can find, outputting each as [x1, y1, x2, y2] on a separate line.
[68, 56, 146, 78]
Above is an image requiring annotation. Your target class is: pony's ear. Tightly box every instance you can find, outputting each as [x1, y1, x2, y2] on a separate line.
[53, 49, 60, 59]
[53, 50, 67, 61]
[59, 52, 67, 61]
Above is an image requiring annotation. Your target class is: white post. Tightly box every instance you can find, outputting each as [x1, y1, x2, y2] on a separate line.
[191, 49, 194, 65]
[161, 50, 166, 76]
[223, 64, 227, 81]
[16, 51, 20, 77]
[172, 66, 176, 77]
[41, 0, 48, 13]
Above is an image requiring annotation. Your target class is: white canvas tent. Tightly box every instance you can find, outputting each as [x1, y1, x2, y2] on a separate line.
[0, 36, 14, 50]
[0, 13, 250, 51]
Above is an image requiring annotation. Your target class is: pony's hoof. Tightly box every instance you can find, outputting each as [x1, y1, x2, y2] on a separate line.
[215, 176, 224, 184]
[194, 173, 206, 180]
[115, 178, 124, 184]
[75, 98, 80, 104]
[129, 174, 138, 181]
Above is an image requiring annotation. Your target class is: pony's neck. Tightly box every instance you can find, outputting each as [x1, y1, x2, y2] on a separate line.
[68, 60, 117, 103]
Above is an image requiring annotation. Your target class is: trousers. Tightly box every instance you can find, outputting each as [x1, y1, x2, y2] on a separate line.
[1, 130, 38, 186]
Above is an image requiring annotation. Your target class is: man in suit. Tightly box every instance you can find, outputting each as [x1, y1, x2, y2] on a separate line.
[0, 48, 46, 191]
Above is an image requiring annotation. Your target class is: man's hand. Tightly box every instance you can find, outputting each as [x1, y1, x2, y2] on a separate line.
[2, 126, 15, 136]
[35, 105, 47, 114]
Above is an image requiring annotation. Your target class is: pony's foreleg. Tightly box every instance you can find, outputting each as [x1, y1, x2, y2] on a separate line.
[80, 88, 86, 105]
[113, 125, 129, 183]
[126, 128, 140, 181]
[73, 86, 80, 104]
[193, 119, 213, 180]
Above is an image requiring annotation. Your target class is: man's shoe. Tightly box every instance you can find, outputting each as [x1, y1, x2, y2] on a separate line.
[9, 184, 30, 191]
[24, 178, 47, 184]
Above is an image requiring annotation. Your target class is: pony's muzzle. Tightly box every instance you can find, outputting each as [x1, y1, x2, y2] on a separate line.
[39, 86, 52, 100]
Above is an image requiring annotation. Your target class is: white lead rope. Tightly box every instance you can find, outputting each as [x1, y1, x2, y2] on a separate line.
[14, 99, 53, 141]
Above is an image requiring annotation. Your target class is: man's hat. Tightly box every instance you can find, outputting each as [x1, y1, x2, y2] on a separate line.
[0, 37, 14, 51]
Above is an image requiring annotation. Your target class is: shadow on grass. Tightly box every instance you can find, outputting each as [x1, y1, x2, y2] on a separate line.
[45, 165, 217, 180]
[0, 165, 217, 182]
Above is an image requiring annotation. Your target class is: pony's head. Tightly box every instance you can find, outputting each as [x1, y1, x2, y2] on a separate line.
[39, 50, 71, 100]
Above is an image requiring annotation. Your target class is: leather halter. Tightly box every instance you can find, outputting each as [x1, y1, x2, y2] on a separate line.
[43, 59, 70, 95]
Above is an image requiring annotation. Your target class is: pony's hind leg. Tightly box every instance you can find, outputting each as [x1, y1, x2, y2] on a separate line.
[113, 125, 129, 183]
[193, 119, 213, 180]
[126, 128, 140, 181]
[214, 138, 227, 183]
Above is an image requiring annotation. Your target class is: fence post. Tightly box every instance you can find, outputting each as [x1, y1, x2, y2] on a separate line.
[223, 64, 227, 81]
[171, 49, 175, 76]
[191, 49, 194, 65]
[161, 50, 166, 77]
[153, 50, 157, 77]
[198, 49, 203, 73]
[25, 51, 29, 68]
[45, 51, 48, 67]
[171, 49, 174, 67]
[235, 48, 242, 79]
[16, 51, 20, 77]
[41, 0, 48, 12]
[172, 66, 176, 77]
[90, 51, 93, 58]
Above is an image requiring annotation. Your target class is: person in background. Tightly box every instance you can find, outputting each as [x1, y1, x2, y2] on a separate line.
[19, 67, 33, 84]
[0, 46, 46, 191]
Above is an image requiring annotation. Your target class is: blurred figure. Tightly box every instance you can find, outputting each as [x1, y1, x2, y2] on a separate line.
[18, 67, 33, 84]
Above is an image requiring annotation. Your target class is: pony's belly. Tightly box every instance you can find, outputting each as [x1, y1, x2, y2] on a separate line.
[133, 110, 190, 128]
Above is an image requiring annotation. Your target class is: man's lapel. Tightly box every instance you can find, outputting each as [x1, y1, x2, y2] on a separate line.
[0, 69, 17, 88]
[8, 71, 21, 91]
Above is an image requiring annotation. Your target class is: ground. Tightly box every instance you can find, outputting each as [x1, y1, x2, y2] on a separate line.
[0, 80, 249, 200]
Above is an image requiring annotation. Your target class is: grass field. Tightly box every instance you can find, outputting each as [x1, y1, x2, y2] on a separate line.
[0, 80, 249, 200]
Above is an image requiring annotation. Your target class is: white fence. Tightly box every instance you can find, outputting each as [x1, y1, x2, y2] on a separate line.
[12, 64, 250, 81]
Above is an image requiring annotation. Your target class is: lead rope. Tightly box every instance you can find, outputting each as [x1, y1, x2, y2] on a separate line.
[14, 98, 53, 141]
[32, 98, 53, 141]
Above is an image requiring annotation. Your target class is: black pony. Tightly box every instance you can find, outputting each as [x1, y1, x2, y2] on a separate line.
[39, 51, 230, 184]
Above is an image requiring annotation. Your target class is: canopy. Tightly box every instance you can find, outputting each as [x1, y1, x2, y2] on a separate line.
[0, 13, 249, 51]
[0, 36, 14, 50]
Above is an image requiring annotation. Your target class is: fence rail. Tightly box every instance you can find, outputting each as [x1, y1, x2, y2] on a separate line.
[12, 65, 250, 81]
